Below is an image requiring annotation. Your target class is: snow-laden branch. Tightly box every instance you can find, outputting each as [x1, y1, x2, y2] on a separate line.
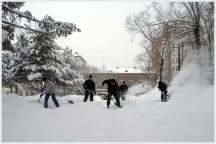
[182, 2, 195, 22]
[169, 25, 194, 31]
[133, 20, 163, 58]
[145, 49, 161, 64]
[169, 30, 194, 44]
[140, 44, 161, 64]
[2, 3, 41, 23]
[163, 30, 194, 60]
[2, 3, 81, 35]
[2, 20, 47, 34]
[150, 19, 193, 26]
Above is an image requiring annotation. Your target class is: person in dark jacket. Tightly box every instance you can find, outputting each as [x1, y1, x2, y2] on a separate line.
[83, 75, 96, 102]
[157, 81, 168, 102]
[119, 81, 128, 100]
[102, 78, 122, 108]
[41, 77, 60, 108]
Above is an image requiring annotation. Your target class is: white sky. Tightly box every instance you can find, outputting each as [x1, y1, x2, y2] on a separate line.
[20, 1, 151, 69]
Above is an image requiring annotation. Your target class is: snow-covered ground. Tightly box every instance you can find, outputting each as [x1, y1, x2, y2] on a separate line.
[2, 83, 214, 142]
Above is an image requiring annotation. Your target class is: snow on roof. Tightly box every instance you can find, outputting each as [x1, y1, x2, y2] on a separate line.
[74, 52, 87, 63]
[107, 68, 143, 73]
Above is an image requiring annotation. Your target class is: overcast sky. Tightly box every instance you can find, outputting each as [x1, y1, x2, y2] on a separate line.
[20, 1, 151, 69]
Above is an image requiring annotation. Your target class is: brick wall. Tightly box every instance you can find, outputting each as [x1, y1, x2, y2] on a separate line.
[87, 72, 157, 87]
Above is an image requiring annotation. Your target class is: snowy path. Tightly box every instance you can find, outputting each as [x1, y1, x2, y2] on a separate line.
[2, 85, 214, 142]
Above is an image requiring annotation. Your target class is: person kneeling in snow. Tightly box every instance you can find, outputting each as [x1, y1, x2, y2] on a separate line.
[102, 79, 122, 108]
[157, 81, 168, 102]
[41, 77, 60, 108]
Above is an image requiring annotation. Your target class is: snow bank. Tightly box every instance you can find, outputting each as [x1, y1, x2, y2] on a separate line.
[2, 83, 214, 142]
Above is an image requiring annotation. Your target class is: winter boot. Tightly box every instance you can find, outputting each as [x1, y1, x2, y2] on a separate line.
[115, 102, 122, 108]
[107, 105, 109, 109]
[118, 105, 122, 108]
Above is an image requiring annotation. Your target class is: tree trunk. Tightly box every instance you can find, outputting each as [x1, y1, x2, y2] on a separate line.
[194, 24, 201, 49]
[159, 58, 164, 81]
[63, 87, 66, 96]
[194, 2, 202, 50]
[15, 85, 18, 94]
[10, 85, 12, 93]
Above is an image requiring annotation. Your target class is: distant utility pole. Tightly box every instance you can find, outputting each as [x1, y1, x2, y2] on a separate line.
[172, 43, 184, 71]
[178, 44, 180, 71]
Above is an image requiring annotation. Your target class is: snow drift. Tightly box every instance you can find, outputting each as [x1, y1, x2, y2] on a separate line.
[2, 83, 214, 142]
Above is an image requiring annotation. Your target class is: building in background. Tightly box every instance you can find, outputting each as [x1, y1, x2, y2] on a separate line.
[74, 52, 87, 67]
[151, 37, 192, 84]
[86, 67, 157, 88]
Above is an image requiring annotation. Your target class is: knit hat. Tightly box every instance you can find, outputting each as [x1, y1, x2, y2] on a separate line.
[42, 77, 47, 81]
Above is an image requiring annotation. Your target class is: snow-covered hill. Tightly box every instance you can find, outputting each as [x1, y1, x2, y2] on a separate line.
[2, 84, 214, 142]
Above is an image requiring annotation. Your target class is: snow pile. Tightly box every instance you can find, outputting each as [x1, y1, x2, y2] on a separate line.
[127, 82, 154, 96]
[171, 49, 212, 87]
[127, 83, 145, 96]
[137, 87, 161, 102]
[2, 83, 214, 142]
[2, 50, 214, 142]
[171, 61, 204, 86]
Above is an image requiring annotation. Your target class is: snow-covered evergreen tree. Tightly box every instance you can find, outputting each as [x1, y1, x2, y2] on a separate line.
[2, 2, 25, 52]
[2, 2, 81, 51]
[59, 46, 84, 95]
[2, 2, 84, 94]
[11, 31, 84, 93]
[2, 51, 16, 92]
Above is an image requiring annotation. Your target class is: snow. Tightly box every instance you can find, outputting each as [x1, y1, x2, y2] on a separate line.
[2, 84, 214, 142]
[107, 67, 144, 73]
[27, 72, 42, 81]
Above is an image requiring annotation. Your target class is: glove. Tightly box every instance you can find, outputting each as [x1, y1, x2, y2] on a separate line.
[41, 88, 44, 92]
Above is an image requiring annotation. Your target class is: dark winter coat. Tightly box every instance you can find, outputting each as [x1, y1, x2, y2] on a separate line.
[102, 79, 118, 95]
[119, 84, 128, 93]
[83, 79, 95, 92]
[157, 81, 167, 92]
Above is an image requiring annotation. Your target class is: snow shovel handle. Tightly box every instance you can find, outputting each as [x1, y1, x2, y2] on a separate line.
[86, 89, 96, 95]
[38, 93, 43, 103]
